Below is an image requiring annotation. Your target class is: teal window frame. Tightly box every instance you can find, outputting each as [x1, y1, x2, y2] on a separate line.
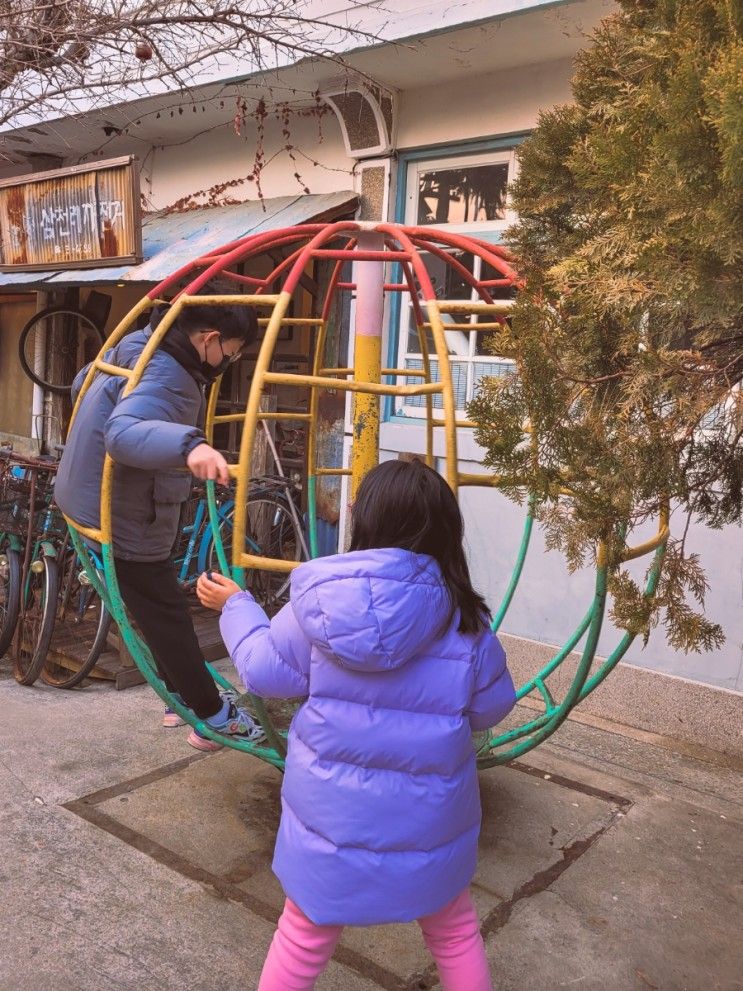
[384, 132, 530, 423]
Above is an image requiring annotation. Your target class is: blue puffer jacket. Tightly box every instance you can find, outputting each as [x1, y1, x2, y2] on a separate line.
[219, 547, 516, 926]
[54, 328, 206, 561]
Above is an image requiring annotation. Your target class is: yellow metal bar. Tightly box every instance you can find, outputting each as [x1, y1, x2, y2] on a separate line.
[622, 504, 671, 562]
[213, 413, 245, 425]
[233, 291, 293, 571]
[351, 332, 382, 496]
[423, 321, 505, 331]
[425, 301, 459, 493]
[263, 371, 444, 397]
[204, 376, 222, 445]
[413, 322, 435, 469]
[316, 468, 353, 477]
[238, 551, 299, 574]
[317, 368, 426, 377]
[94, 360, 133, 378]
[259, 412, 312, 422]
[68, 294, 155, 431]
[433, 300, 514, 314]
[121, 301, 181, 399]
[99, 453, 115, 545]
[60, 513, 104, 544]
[458, 473, 506, 488]
[97, 302, 188, 547]
[257, 317, 324, 326]
[433, 418, 477, 429]
[179, 294, 280, 307]
[306, 318, 327, 511]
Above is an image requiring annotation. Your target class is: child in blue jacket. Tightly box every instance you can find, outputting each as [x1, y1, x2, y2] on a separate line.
[198, 458, 516, 990]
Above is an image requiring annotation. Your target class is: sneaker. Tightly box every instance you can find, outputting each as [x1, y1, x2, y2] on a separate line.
[162, 707, 187, 728]
[162, 690, 234, 730]
[186, 702, 266, 752]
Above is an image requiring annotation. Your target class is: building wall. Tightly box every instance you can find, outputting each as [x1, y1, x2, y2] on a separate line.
[145, 110, 354, 212]
[396, 58, 574, 149]
[0, 295, 36, 449]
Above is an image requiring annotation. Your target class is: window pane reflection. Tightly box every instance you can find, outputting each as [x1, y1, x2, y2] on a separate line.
[417, 164, 509, 225]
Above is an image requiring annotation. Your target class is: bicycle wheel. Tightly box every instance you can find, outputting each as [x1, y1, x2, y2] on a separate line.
[207, 496, 304, 615]
[19, 307, 104, 395]
[14, 555, 59, 686]
[0, 544, 21, 660]
[41, 552, 112, 689]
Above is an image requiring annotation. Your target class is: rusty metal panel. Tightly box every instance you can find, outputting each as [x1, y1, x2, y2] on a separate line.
[0, 156, 142, 271]
[0, 190, 358, 288]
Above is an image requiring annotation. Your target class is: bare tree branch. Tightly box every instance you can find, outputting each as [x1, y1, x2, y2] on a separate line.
[0, 0, 390, 131]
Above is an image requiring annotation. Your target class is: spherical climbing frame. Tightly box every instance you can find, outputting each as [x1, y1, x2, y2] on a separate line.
[63, 221, 669, 771]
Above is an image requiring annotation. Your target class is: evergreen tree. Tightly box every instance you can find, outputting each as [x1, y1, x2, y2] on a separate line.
[470, 0, 742, 652]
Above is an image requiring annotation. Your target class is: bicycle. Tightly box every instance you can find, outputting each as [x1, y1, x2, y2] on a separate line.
[174, 469, 307, 616]
[18, 306, 105, 395]
[2, 454, 63, 685]
[0, 451, 111, 687]
[40, 534, 112, 690]
[0, 447, 22, 660]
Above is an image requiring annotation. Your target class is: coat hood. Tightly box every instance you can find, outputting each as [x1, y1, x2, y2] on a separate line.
[289, 548, 454, 672]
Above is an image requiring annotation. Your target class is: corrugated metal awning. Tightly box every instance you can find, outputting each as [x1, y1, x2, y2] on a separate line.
[0, 190, 357, 290]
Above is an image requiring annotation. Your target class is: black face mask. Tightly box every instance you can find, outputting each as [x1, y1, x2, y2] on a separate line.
[200, 355, 231, 381]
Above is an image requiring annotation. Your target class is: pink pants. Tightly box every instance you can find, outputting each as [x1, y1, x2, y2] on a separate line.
[257, 888, 492, 991]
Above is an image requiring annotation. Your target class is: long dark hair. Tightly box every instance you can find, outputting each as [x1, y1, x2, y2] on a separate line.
[349, 459, 491, 635]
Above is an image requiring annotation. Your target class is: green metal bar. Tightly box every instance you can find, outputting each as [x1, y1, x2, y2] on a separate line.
[66, 526, 112, 611]
[307, 475, 319, 559]
[205, 479, 288, 762]
[515, 603, 595, 701]
[578, 542, 667, 701]
[98, 537, 285, 769]
[478, 562, 609, 767]
[479, 537, 668, 767]
[491, 502, 534, 633]
[205, 480, 231, 576]
[534, 676, 555, 709]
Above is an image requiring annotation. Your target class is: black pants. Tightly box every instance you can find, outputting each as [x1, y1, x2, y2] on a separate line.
[115, 558, 222, 719]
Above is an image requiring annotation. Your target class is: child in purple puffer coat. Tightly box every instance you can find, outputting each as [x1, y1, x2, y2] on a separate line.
[197, 458, 516, 991]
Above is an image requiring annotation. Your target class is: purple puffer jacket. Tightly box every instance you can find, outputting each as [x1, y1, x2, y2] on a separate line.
[219, 547, 516, 926]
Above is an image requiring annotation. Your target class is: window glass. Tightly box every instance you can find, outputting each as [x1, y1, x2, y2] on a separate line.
[417, 164, 509, 225]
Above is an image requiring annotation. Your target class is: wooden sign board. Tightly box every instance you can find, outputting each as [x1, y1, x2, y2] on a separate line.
[0, 156, 142, 271]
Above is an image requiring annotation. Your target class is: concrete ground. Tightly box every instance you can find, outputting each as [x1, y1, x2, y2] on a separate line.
[1, 661, 741, 991]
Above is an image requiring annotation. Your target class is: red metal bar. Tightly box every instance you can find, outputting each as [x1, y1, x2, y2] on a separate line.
[408, 227, 522, 286]
[213, 270, 267, 288]
[335, 282, 411, 292]
[282, 222, 361, 296]
[377, 224, 436, 301]
[320, 237, 357, 322]
[411, 237, 495, 305]
[311, 249, 410, 262]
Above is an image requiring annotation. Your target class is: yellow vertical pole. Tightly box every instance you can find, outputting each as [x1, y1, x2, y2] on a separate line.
[351, 231, 385, 497]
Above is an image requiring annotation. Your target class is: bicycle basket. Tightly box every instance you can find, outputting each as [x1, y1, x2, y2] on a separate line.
[0, 462, 57, 538]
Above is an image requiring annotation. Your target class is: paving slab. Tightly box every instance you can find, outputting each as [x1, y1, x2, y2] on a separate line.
[1, 666, 742, 991]
[487, 799, 743, 990]
[82, 744, 621, 987]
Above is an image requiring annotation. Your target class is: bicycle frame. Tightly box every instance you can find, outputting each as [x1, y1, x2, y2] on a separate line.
[175, 495, 236, 586]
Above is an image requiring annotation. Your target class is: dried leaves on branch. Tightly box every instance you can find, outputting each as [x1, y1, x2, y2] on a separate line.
[0, 0, 382, 130]
[470, 0, 743, 653]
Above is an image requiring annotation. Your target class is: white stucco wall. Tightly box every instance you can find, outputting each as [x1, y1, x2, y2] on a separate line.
[143, 110, 355, 212]
[396, 58, 575, 149]
[376, 425, 743, 694]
